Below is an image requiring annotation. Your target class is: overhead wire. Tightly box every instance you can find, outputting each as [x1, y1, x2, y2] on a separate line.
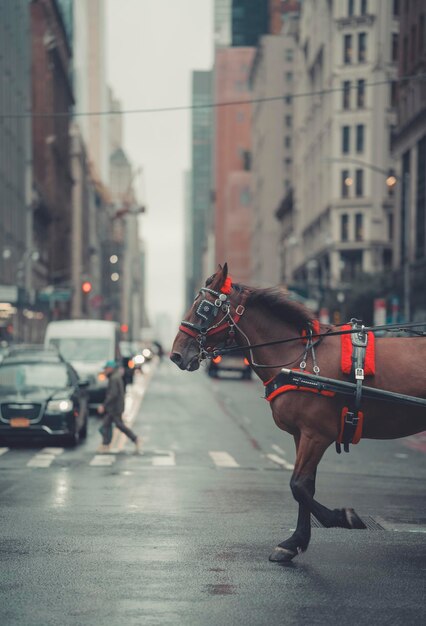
[0, 71, 425, 119]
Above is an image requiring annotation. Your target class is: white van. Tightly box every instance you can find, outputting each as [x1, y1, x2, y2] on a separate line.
[44, 320, 121, 412]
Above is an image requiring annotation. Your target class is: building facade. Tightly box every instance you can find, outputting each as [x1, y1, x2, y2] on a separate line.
[250, 28, 297, 286]
[190, 71, 213, 296]
[291, 0, 398, 311]
[0, 0, 33, 340]
[393, 0, 426, 320]
[214, 47, 254, 279]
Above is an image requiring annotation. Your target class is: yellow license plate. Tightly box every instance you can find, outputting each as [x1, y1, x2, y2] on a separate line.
[10, 417, 31, 428]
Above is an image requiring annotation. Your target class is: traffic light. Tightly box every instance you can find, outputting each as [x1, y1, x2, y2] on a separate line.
[81, 281, 92, 294]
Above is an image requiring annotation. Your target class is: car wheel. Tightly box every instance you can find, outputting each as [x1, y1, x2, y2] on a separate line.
[64, 431, 79, 447]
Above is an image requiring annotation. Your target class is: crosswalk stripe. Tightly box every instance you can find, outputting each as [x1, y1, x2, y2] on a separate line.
[89, 454, 116, 466]
[0, 447, 9, 456]
[152, 452, 176, 466]
[209, 451, 239, 468]
[267, 453, 294, 471]
[27, 453, 56, 468]
[41, 447, 64, 456]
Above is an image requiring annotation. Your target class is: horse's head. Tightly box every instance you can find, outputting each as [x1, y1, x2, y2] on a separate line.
[170, 263, 237, 371]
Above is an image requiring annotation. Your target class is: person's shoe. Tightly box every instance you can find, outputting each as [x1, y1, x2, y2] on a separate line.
[134, 437, 143, 454]
[96, 444, 111, 454]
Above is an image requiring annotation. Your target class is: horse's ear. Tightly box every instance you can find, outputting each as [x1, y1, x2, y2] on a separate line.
[222, 262, 228, 280]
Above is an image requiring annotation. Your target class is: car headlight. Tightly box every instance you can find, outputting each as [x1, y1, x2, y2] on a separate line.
[46, 399, 73, 413]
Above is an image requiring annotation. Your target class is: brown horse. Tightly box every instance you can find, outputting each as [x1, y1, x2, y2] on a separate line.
[171, 264, 426, 562]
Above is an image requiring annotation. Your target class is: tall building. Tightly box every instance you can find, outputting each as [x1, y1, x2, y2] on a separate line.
[214, 0, 232, 47]
[214, 47, 254, 280]
[0, 0, 32, 340]
[31, 0, 74, 300]
[232, 0, 269, 46]
[291, 0, 398, 311]
[73, 0, 109, 185]
[190, 71, 213, 297]
[250, 17, 298, 287]
[393, 0, 426, 319]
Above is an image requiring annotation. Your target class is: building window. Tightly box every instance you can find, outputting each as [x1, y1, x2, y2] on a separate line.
[355, 169, 364, 196]
[356, 124, 365, 152]
[416, 136, 426, 259]
[341, 214, 349, 241]
[348, 0, 354, 16]
[358, 33, 367, 62]
[344, 34, 353, 64]
[420, 15, 425, 53]
[240, 187, 251, 206]
[285, 136, 292, 148]
[285, 115, 292, 127]
[286, 72, 293, 82]
[357, 79, 365, 107]
[342, 126, 351, 153]
[285, 96, 292, 105]
[360, 0, 368, 15]
[388, 213, 394, 241]
[355, 213, 363, 240]
[286, 48, 293, 61]
[403, 36, 408, 73]
[392, 33, 399, 62]
[393, 0, 399, 17]
[343, 80, 351, 109]
[390, 81, 398, 107]
[341, 170, 351, 197]
[411, 26, 417, 63]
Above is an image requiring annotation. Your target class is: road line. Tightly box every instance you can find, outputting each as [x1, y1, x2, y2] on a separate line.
[267, 453, 294, 471]
[90, 454, 116, 466]
[0, 447, 9, 456]
[41, 447, 64, 456]
[209, 451, 239, 468]
[27, 453, 56, 468]
[152, 452, 176, 466]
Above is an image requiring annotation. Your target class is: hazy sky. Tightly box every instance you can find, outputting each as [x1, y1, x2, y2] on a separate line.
[106, 0, 213, 329]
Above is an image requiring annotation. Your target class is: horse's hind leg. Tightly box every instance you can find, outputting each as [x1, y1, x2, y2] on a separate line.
[269, 432, 366, 563]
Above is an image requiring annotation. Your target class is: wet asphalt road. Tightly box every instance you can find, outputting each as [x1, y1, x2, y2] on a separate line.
[0, 359, 425, 626]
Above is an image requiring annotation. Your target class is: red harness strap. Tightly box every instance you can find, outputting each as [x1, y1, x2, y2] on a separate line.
[340, 324, 375, 375]
[264, 369, 335, 402]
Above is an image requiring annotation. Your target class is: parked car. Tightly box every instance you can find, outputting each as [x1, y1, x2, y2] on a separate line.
[0, 347, 89, 446]
[207, 348, 252, 380]
[44, 319, 121, 413]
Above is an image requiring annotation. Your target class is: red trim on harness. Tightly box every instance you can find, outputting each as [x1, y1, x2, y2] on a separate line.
[340, 325, 375, 375]
[179, 324, 198, 338]
[337, 407, 364, 445]
[265, 384, 335, 402]
[221, 276, 233, 294]
[301, 319, 321, 345]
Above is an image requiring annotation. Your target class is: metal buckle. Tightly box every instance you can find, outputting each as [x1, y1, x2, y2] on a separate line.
[355, 367, 364, 380]
[345, 411, 359, 426]
[235, 305, 245, 316]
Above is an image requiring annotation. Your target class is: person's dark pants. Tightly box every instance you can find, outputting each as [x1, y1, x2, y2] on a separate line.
[100, 413, 137, 445]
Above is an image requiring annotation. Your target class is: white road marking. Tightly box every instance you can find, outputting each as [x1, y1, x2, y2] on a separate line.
[89, 454, 116, 466]
[152, 452, 176, 466]
[27, 453, 56, 468]
[272, 444, 287, 455]
[209, 451, 239, 468]
[41, 447, 64, 456]
[267, 453, 294, 471]
[0, 447, 9, 456]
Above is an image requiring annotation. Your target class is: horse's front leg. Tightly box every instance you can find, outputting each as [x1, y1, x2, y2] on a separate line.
[270, 432, 366, 563]
[269, 435, 312, 563]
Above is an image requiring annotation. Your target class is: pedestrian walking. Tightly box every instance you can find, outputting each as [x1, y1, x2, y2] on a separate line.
[97, 360, 142, 454]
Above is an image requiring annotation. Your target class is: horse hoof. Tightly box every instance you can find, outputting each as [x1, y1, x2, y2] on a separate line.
[345, 508, 367, 529]
[269, 546, 297, 563]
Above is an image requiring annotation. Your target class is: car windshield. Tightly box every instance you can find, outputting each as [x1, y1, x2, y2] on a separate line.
[50, 338, 111, 362]
[0, 363, 69, 393]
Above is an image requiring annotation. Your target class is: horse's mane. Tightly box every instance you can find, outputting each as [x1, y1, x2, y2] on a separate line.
[240, 284, 315, 330]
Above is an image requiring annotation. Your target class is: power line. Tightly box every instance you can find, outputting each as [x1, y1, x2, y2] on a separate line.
[1, 72, 425, 119]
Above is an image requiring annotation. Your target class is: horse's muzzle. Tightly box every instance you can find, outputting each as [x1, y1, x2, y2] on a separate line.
[170, 351, 200, 371]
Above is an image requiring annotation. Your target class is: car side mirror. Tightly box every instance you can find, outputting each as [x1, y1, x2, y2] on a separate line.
[78, 378, 90, 388]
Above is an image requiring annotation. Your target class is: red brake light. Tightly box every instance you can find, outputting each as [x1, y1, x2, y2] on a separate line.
[243, 357, 250, 366]
[212, 356, 222, 364]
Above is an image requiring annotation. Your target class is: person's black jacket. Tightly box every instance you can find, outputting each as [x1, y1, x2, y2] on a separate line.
[104, 369, 125, 416]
